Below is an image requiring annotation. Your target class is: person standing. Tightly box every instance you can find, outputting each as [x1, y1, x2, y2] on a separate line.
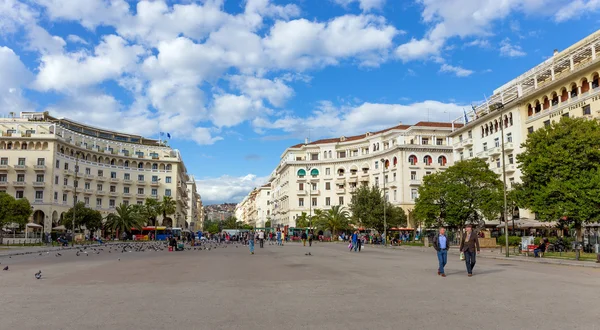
[301, 231, 308, 246]
[308, 231, 313, 247]
[281, 230, 285, 246]
[352, 231, 358, 252]
[258, 230, 265, 248]
[276, 229, 282, 246]
[432, 227, 449, 277]
[459, 224, 480, 277]
[248, 230, 255, 254]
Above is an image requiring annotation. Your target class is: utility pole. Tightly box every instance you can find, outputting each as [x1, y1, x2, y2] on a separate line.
[380, 158, 387, 247]
[72, 151, 80, 246]
[306, 165, 313, 232]
[498, 105, 510, 258]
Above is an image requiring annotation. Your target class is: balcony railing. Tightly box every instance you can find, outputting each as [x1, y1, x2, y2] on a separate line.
[34, 165, 46, 171]
[84, 189, 94, 194]
[123, 179, 133, 184]
[96, 190, 106, 195]
[85, 174, 94, 179]
[296, 190, 307, 196]
[0, 164, 9, 170]
[137, 180, 146, 185]
[110, 178, 119, 182]
[336, 188, 346, 194]
[123, 193, 132, 198]
[0, 181, 8, 186]
[150, 181, 160, 186]
[32, 182, 45, 187]
[14, 165, 27, 170]
[63, 169, 73, 176]
[136, 194, 146, 198]
[96, 176, 107, 181]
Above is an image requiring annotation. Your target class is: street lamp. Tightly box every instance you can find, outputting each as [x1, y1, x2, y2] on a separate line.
[72, 151, 80, 246]
[494, 103, 510, 258]
[380, 158, 387, 247]
[306, 165, 313, 233]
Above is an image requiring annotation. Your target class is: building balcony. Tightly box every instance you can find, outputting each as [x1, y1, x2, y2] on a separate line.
[359, 174, 369, 182]
[110, 178, 119, 183]
[0, 181, 8, 187]
[506, 164, 516, 173]
[150, 181, 160, 186]
[63, 169, 73, 176]
[409, 179, 422, 186]
[84, 174, 94, 180]
[63, 185, 73, 191]
[137, 180, 146, 185]
[336, 188, 346, 194]
[123, 179, 133, 185]
[489, 147, 502, 156]
[32, 182, 45, 187]
[33, 199, 44, 205]
[0, 164, 8, 171]
[96, 190, 106, 195]
[109, 191, 119, 197]
[96, 176, 107, 181]
[310, 190, 320, 195]
[14, 165, 27, 171]
[296, 190, 307, 196]
[136, 194, 146, 198]
[34, 165, 46, 171]
[388, 181, 398, 188]
[123, 193, 132, 198]
[463, 138, 474, 147]
[504, 142, 514, 151]
[84, 189, 94, 195]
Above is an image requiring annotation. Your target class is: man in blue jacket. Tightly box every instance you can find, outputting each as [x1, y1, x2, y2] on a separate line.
[432, 227, 448, 277]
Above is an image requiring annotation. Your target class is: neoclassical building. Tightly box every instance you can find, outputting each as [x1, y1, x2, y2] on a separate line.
[269, 122, 458, 228]
[0, 111, 198, 233]
[451, 29, 600, 221]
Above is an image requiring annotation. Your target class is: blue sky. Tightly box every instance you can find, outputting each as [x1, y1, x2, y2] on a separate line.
[1, 0, 599, 203]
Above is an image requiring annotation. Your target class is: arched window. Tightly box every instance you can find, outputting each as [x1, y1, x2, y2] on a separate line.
[509, 113, 513, 126]
[110, 159, 115, 165]
[152, 163, 158, 170]
[373, 144, 376, 151]
[124, 161, 129, 168]
[527, 104, 533, 117]
[592, 73, 599, 89]
[438, 155, 447, 166]
[534, 101, 541, 114]
[581, 78, 590, 93]
[484, 125, 489, 136]
[551, 92, 559, 106]
[297, 169, 306, 177]
[337, 168, 345, 176]
[166, 164, 172, 171]
[393, 157, 398, 167]
[138, 163, 143, 169]
[504, 115, 509, 128]
[310, 168, 319, 177]
[481, 127, 485, 138]
[323, 151, 327, 159]
[570, 83, 578, 98]
[408, 155, 417, 165]
[494, 120, 499, 132]
[328, 151, 332, 158]
[423, 155, 433, 166]
[560, 88, 569, 102]
[384, 159, 390, 169]
[543, 96, 550, 110]
[21, 143, 27, 150]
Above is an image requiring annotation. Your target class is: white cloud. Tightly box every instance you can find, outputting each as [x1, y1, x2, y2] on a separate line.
[67, 34, 88, 45]
[333, 0, 386, 11]
[0, 0, 37, 34]
[228, 75, 294, 107]
[439, 63, 474, 77]
[25, 25, 66, 54]
[33, 0, 130, 29]
[34, 35, 145, 91]
[0, 46, 34, 114]
[196, 174, 270, 204]
[500, 38, 526, 57]
[210, 94, 264, 127]
[555, 0, 600, 22]
[395, 38, 443, 61]
[465, 39, 490, 48]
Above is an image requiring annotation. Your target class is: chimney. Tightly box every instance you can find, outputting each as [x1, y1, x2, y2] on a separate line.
[553, 49, 559, 56]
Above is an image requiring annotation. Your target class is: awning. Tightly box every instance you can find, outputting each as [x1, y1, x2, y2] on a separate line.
[26, 223, 43, 228]
[52, 225, 67, 231]
[496, 219, 557, 229]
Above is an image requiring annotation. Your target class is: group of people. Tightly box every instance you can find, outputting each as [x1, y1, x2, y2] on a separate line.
[245, 229, 302, 254]
[432, 224, 481, 277]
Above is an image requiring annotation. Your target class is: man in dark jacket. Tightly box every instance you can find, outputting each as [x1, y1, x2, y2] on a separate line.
[432, 227, 449, 277]
[459, 224, 480, 277]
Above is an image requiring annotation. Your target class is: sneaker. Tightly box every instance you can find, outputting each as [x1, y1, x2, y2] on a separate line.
[468, 274, 472, 277]
[437, 271, 441, 275]
[441, 274, 446, 277]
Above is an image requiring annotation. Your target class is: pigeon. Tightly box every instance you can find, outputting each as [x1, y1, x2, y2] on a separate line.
[35, 270, 42, 279]
[118, 258, 121, 261]
[76, 252, 80, 256]
[3, 266, 8, 271]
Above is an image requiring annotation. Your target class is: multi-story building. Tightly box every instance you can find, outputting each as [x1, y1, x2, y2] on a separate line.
[270, 122, 457, 228]
[186, 177, 204, 231]
[451, 29, 600, 221]
[0, 111, 195, 233]
[236, 184, 271, 228]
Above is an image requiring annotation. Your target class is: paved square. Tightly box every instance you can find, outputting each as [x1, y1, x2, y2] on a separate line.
[1, 242, 599, 330]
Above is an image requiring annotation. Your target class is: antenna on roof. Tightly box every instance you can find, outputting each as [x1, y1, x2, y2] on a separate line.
[427, 108, 430, 122]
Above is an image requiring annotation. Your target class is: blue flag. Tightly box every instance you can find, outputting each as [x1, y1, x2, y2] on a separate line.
[167, 133, 171, 139]
[463, 109, 469, 123]
[471, 104, 478, 118]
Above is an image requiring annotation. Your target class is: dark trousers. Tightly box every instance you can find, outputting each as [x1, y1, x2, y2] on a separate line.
[437, 249, 447, 274]
[309, 239, 312, 247]
[259, 239, 264, 248]
[464, 251, 476, 274]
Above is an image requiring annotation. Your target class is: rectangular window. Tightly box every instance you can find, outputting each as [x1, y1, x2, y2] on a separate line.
[393, 173, 397, 181]
[422, 138, 429, 145]
[110, 185, 116, 192]
[0, 174, 6, 182]
[124, 187, 130, 193]
[325, 168, 330, 175]
[123, 200, 129, 206]
[411, 188, 418, 200]
[98, 170, 103, 177]
[494, 138, 499, 148]
[55, 160, 60, 169]
[96, 198, 102, 207]
[109, 199, 116, 208]
[483, 142, 488, 151]
[468, 148, 473, 157]
[138, 175, 144, 181]
[35, 191, 44, 200]
[325, 197, 331, 206]
[312, 198, 317, 206]
[55, 176, 59, 184]
[124, 173, 131, 180]
[84, 182, 90, 189]
[311, 183, 317, 191]
[152, 188, 158, 196]
[165, 189, 171, 196]
[325, 182, 331, 190]
[97, 184, 103, 191]
[84, 197, 90, 206]
[37, 158, 45, 166]
[459, 135, 463, 142]
[299, 183, 304, 191]
[137, 201, 143, 205]
[111, 172, 117, 178]
[138, 188, 144, 194]
[36, 174, 44, 182]
[17, 174, 24, 182]
[509, 177, 515, 187]
[299, 198, 304, 207]
[338, 151, 346, 158]
[311, 153, 319, 161]
[152, 175, 158, 182]
[562, 113, 569, 118]
[74, 180, 78, 188]
[527, 126, 534, 134]
[63, 194, 67, 202]
[54, 192, 58, 201]
[543, 120, 550, 127]
[63, 178, 68, 186]
[459, 152, 464, 161]
[15, 191, 24, 199]
[393, 190, 397, 201]
[506, 133, 512, 143]
[425, 171, 431, 176]
[64, 163, 69, 170]
[583, 104, 591, 115]
[0, 157, 7, 165]
[508, 154, 514, 165]
[165, 176, 171, 183]
[339, 196, 344, 205]
[436, 138, 443, 145]
[85, 168, 91, 175]
[410, 171, 417, 180]
[18, 158, 25, 166]
[468, 131, 472, 138]
[496, 158, 501, 168]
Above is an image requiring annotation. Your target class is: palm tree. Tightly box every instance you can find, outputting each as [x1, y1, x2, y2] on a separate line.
[142, 198, 160, 226]
[295, 212, 309, 228]
[159, 196, 176, 226]
[105, 204, 144, 238]
[314, 205, 351, 241]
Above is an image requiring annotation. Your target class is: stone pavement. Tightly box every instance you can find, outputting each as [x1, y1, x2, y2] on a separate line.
[1, 241, 599, 330]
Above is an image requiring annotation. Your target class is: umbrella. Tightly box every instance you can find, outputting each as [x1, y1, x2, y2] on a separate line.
[26, 223, 43, 228]
[52, 225, 67, 231]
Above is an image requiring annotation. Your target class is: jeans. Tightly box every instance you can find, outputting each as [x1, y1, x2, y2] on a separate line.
[249, 240, 255, 253]
[464, 251, 476, 274]
[309, 239, 312, 247]
[437, 249, 447, 274]
[353, 241, 358, 252]
[259, 239, 264, 248]
[534, 248, 541, 257]
[277, 238, 281, 246]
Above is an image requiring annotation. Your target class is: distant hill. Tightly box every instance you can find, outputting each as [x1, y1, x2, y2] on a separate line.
[204, 203, 237, 213]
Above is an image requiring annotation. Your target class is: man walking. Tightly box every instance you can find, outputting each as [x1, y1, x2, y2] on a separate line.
[459, 224, 480, 277]
[276, 229, 282, 246]
[248, 230, 255, 254]
[432, 227, 448, 277]
[308, 231, 313, 247]
[301, 231, 308, 246]
[352, 230, 358, 252]
[258, 230, 265, 248]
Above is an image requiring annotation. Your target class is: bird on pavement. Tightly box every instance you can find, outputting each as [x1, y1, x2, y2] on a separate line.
[35, 270, 42, 279]
[3, 266, 8, 271]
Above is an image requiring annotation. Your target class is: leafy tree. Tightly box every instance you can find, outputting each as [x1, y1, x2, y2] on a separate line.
[516, 117, 600, 240]
[0, 193, 32, 244]
[350, 185, 407, 233]
[223, 216, 238, 229]
[414, 158, 503, 229]
[105, 204, 144, 236]
[61, 202, 103, 233]
[264, 219, 272, 228]
[142, 198, 160, 226]
[158, 196, 176, 225]
[206, 222, 220, 234]
[295, 212, 310, 228]
[314, 205, 352, 240]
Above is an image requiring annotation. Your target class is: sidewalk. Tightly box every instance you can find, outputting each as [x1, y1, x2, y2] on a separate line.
[0, 242, 125, 258]
[395, 245, 600, 268]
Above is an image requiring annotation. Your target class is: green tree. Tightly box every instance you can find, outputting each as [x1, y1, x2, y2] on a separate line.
[314, 205, 352, 240]
[414, 158, 503, 229]
[295, 212, 310, 228]
[61, 202, 102, 233]
[264, 219, 272, 228]
[206, 222, 220, 234]
[349, 185, 407, 233]
[223, 216, 237, 229]
[516, 117, 600, 240]
[142, 198, 160, 226]
[105, 204, 144, 236]
[0, 193, 32, 244]
[158, 196, 176, 225]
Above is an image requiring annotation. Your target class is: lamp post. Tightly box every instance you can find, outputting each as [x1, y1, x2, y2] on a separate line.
[72, 151, 80, 246]
[306, 165, 313, 233]
[496, 104, 510, 258]
[380, 158, 387, 247]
